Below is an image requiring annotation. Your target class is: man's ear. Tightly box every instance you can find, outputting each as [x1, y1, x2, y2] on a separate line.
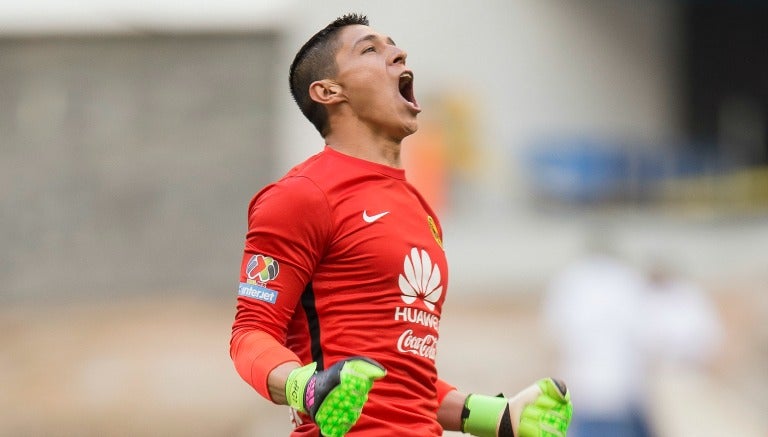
[308, 79, 346, 105]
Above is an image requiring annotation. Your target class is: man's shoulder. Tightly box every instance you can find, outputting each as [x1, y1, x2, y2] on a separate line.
[258, 150, 351, 205]
[280, 148, 356, 189]
[257, 173, 325, 206]
[283, 150, 325, 177]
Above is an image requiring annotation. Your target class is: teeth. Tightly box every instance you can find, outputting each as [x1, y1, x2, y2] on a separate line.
[399, 72, 413, 91]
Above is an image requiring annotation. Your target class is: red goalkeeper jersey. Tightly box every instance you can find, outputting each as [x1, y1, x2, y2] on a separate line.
[231, 147, 449, 436]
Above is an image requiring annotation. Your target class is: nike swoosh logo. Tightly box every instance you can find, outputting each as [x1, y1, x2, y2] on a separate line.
[362, 210, 389, 223]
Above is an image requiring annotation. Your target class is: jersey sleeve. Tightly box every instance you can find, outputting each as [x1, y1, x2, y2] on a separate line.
[230, 175, 332, 400]
[436, 377, 457, 405]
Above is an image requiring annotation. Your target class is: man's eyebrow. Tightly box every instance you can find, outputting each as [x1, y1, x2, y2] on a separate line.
[352, 34, 397, 50]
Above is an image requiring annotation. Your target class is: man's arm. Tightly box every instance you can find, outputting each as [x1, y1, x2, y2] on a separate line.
[437, 389, 469, 431]
[229, 328, 302, 400]
[232, 328, 385, 437]
[231, 177, 332, 398]
[267, 361, 301, 404]
[437, 379, 572, 437]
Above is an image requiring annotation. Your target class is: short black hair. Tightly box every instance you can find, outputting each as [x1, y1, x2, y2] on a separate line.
[289, 13, 369, 137]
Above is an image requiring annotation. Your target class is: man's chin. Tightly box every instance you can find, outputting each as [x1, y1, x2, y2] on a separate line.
[400, 120, 419, 138]
[384, 117, 418, 143]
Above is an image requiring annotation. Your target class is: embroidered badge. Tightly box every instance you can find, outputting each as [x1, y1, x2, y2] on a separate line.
[427, 216, 443, 249]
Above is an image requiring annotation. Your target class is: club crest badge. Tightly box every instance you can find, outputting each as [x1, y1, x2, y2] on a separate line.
[427, 216, 443, 249]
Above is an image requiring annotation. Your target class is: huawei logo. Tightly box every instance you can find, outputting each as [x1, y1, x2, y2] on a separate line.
[398, 247, 443, 311]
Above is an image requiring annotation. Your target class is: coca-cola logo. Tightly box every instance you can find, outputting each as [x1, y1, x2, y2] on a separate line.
[397, 329, 438, 361]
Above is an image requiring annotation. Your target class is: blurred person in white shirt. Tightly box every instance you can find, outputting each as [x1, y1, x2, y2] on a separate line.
[543, 236, 654, 437]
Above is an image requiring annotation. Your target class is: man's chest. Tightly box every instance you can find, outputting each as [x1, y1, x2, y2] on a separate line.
[311, 182, 447, 312]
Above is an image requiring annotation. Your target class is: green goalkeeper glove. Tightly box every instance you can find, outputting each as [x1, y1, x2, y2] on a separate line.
[461, 378, 573, 437]
[285, 356, 386, 437]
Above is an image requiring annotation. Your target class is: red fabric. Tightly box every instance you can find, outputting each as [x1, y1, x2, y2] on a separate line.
[230, 147, 449, 436]
[229, 329, 300, 400]
[436, 378, 458, 406]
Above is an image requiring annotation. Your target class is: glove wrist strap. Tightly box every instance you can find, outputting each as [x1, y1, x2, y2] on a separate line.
[285, 362, 317, 413]
[461, 393, 508, 437]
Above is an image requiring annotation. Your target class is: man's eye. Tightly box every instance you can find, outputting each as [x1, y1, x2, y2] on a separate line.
[363, 46, 375, 54]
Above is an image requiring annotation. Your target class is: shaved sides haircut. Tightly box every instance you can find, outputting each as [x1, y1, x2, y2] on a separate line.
[289, 13, 369, 136]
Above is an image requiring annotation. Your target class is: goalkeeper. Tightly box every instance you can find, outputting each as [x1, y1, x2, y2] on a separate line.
[230, 12, 572, 437]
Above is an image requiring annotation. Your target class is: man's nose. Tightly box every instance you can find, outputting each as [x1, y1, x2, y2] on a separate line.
[391, 48, 407, 65]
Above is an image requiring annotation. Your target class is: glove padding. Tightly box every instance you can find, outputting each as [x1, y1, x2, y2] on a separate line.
[462, 378, 572, 437]
[285, 356, 386, 437]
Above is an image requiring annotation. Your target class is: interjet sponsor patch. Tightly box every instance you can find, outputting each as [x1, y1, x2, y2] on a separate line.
[238, 282, 278, 304]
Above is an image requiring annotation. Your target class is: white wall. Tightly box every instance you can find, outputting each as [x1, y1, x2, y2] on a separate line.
[0, 0, 293, 33]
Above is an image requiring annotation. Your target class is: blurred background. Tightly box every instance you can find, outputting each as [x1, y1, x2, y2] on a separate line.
[1, 1, 766, 436]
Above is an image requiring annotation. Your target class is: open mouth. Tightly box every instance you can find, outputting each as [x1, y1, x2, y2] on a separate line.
[399, 71, 420, 111]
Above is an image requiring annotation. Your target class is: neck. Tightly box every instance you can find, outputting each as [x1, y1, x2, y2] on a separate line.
[324, 124, 404, 168]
